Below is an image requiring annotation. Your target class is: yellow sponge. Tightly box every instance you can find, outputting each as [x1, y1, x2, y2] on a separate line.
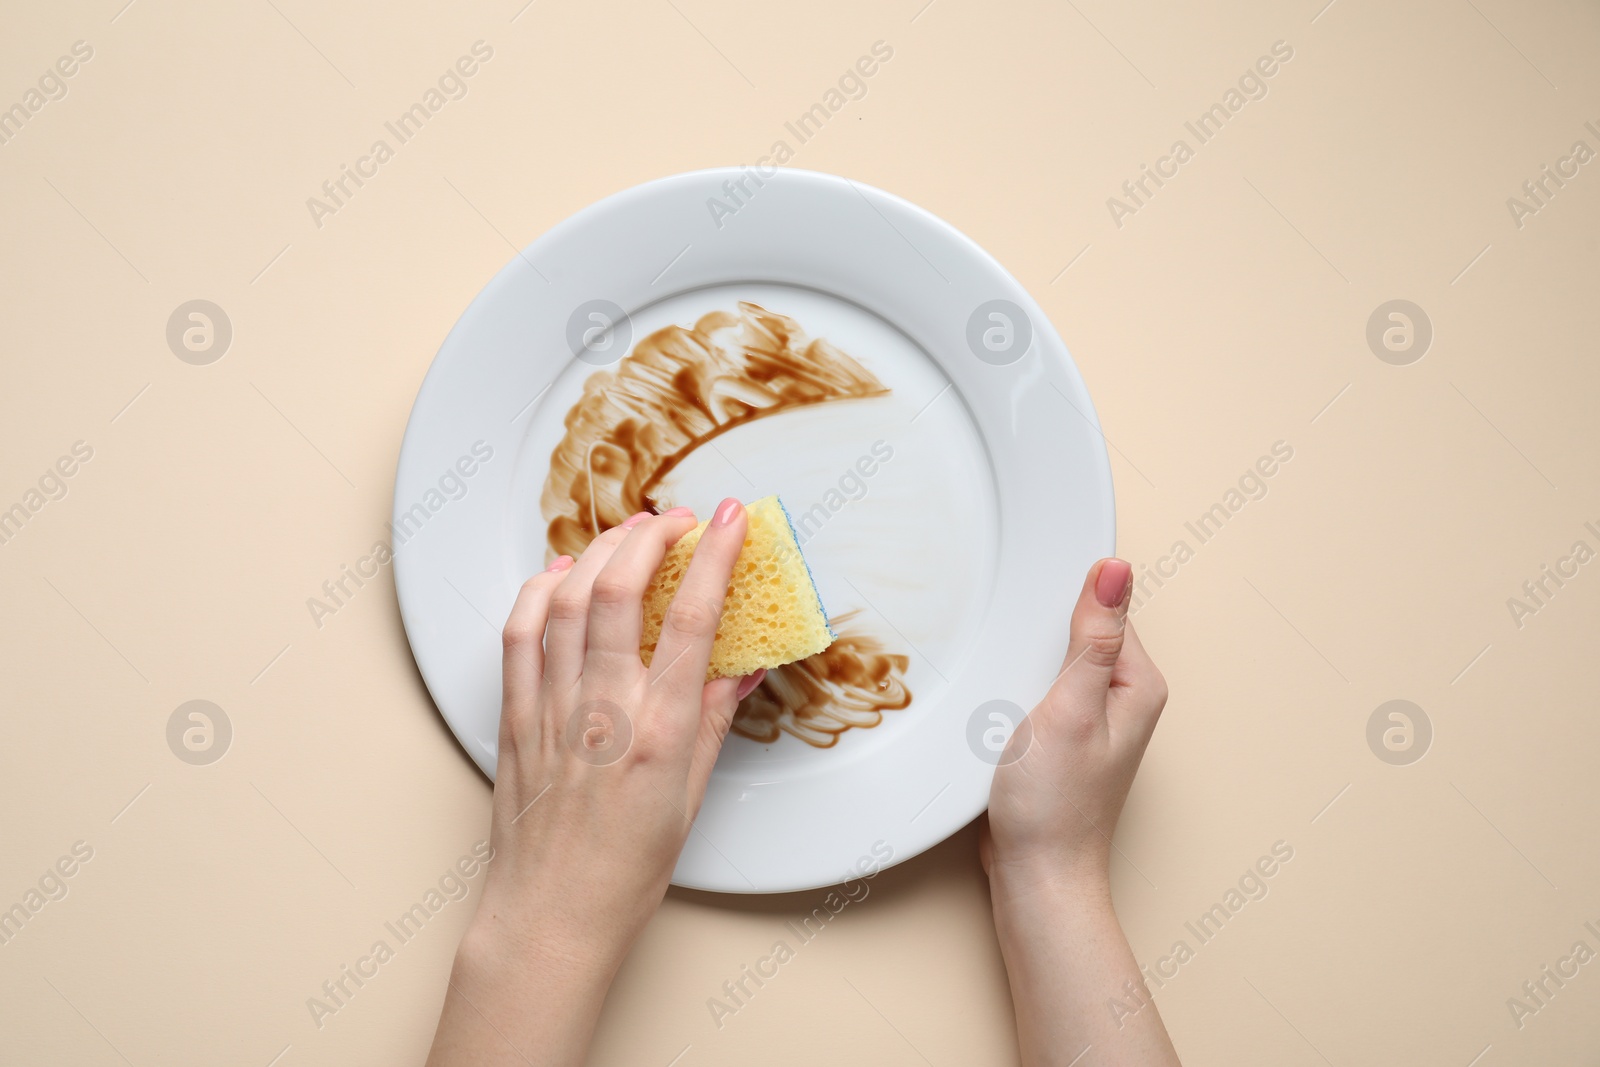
[641, 496, 835, 680]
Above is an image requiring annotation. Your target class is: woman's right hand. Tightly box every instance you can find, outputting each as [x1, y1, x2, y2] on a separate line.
[980, 557, 1181, 1066]
[981, 557, 1168, 902]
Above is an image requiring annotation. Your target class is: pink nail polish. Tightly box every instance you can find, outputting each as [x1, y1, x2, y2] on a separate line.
[620, 511, 650, 529]
[546, 555, 573, 573]
[712, 498, 743, 527]
[1095, 559, 1132, 607]
[664, 506, 694, 517]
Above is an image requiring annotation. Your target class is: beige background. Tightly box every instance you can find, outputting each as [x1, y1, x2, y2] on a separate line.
[2, 0, 1598, 1063]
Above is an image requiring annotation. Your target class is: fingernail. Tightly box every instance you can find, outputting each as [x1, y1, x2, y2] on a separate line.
[664, 506, 694, 517]
[620, 511, 650, 529]
[546, 555, 574, 573]
[736, 668, 767, 700]
[1095, 558, 1133, 607]
[713, 498, 743, 527]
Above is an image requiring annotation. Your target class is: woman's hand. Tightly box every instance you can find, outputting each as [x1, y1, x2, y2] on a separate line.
[982, 557, 1167, 900]
[428, 499, 764, 1067]
[981, 558, 1181, 1066]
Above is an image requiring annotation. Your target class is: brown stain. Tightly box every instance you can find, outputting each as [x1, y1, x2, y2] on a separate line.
[538, 301, 912, 747]
[541, 302, 890, 560]
[732, 611, 911, 748]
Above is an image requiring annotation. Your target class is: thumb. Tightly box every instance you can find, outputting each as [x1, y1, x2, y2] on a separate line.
[687, 669, 766, 800]
[702, 668, 767, 735]
[1056, 558, 1133, 698]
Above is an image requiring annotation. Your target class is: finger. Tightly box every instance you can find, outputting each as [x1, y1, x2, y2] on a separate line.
[1108, 619, 1168, 746]
[1053, 558, 1133, 707]
[687, 669, 763, 807]
[647, 498, 748, 706]
[498, 557, 572, 752]
[1114, 618, 1154, 688]
[585, 510, 698, 667]
[735, 668, 767, 702]
[686, 673, 746, 807]
[543, 517, 641, 688]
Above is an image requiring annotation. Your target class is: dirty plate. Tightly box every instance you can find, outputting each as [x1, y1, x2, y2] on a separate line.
[393, 168, 1113, 892]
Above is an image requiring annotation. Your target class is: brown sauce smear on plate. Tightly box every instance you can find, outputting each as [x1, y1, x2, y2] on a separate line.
[541, 302, 892, 559]
[538, 302, 913, 747]
[732, 611, 911, 748]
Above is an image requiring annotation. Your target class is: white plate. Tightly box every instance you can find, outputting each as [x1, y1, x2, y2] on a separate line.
[394, 168, 1113, 893]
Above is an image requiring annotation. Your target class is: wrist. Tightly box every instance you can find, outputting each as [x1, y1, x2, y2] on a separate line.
[988, 871, 1121, 971]
[455, 895, 630, 999]
[987, 850, 1113, 920]
[439, 911, 621, 1067]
